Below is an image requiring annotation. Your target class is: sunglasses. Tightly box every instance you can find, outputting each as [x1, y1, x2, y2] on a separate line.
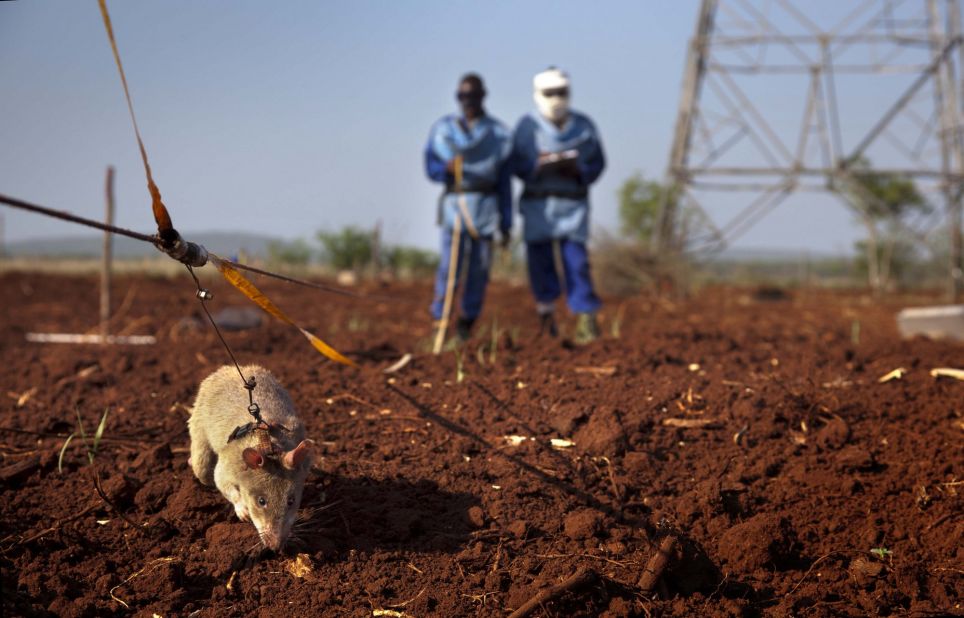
[457, 90, 485, 101]
[541, 87, 569, 98]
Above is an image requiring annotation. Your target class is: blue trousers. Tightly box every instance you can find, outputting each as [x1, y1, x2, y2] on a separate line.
[430, 228, 492, 321]
[526, 239, 601, 314]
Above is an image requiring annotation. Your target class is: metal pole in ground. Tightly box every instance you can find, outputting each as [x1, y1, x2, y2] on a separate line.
[101, 166, 115, 340]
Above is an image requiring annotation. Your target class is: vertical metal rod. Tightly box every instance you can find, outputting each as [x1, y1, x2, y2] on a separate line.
[821, 39, 844, 164]
[371, 218, 382, 277]
[101, 166, 115, 340]
[795, 69, 820, 166]
[929, 0, 961, 299]
[940, 0, 964, 302]
[655, 0, 718, 251]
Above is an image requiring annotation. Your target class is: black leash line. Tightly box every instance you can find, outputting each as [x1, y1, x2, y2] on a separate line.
[0, 192, 376, 300]
[186, 265, 265, 438]
[0, 192, 157, 244]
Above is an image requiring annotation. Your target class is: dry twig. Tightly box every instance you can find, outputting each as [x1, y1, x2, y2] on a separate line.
[638, 536, 677, 593]
[507, 566, 598, 618]
[787, 551, 848, 596]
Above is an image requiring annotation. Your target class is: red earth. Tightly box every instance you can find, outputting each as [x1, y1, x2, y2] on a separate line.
[1, 270, 961, 617]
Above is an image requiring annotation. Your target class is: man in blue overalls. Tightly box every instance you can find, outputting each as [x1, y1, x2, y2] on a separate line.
[424, 74, 512, 342]
[511, 67, 606, 344]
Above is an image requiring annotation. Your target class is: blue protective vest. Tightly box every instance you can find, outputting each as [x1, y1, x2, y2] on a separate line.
[424, 114, 513, 237]
[511, 111, 605, 243]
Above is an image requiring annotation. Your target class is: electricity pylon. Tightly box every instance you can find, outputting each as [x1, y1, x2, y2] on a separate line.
[659, 0, 964, 299]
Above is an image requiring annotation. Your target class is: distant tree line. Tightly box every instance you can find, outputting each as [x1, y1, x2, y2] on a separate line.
[267, 226, 438, 278]
[613, 163, 945, 292]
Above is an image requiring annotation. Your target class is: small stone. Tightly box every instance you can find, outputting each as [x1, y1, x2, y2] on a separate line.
[466, 506, 485, 528]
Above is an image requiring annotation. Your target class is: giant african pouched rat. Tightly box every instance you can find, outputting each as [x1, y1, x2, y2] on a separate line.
[188, 365, 313, 551]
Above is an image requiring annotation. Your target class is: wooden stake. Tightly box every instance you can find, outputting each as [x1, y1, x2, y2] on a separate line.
[433, 155, 474, 355]
[26, 333, 155, 345]
[101, 166, 115, 340]
[433, 214, 462, 355]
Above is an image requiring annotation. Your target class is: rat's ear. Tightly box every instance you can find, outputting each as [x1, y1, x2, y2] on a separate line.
[282, 439, 314, 470]
[242, 448, 265, 469]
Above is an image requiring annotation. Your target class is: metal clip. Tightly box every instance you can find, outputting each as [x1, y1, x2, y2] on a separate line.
[196, 289, 214, 301]
[227, 422, 255, 442]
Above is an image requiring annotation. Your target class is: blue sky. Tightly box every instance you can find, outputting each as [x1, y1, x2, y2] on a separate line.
[0, 1, 944, 255]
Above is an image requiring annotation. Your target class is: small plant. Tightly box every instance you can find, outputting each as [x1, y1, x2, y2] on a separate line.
[454, 348, 466, 384]
[347, 315, 369, 332]
[610, 304, 626, 339]
[509, 326, 521, 345]
[851, 320, 861, 345]
[489, 316, 500, 364]
[870, 547, 893, 560]
[58, 407, 110, 473]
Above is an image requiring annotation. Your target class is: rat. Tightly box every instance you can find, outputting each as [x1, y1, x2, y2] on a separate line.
[188, 365, 313, 552]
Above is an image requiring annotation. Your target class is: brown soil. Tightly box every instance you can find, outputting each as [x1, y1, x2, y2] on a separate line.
[1, 271, 961, 617]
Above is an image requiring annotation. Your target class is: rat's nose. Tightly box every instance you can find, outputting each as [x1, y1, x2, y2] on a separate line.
[261, 530, 283, 552]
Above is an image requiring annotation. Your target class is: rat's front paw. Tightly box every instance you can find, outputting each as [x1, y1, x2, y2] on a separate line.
[233, 502, 250, 522]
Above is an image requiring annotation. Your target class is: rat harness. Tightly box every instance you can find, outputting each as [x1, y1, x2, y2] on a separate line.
[226, 376, 291, 460]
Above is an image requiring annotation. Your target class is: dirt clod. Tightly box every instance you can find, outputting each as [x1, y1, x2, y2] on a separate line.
[573, 407, 628, 456]
[563, 508, 605, 541]
[717, 514, 799, 573]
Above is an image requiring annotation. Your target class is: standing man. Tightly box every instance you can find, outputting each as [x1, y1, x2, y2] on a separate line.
[425, 73, 512, 342]
[512, 67, 606, 343]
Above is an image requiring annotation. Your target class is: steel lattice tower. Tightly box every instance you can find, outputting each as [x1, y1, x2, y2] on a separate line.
[659, 0, 964, 298]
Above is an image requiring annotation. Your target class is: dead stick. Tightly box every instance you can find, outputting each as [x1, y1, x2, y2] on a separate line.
[507, 566, 597, 618]
[638, 535, 678, 593]
[0, 455, 41, 483]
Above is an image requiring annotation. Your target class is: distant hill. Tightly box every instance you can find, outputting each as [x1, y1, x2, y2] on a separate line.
[4, 231, 280, 259]
[713, 247, 850, 262]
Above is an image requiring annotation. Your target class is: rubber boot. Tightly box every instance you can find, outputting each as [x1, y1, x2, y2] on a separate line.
[539, 312, 558, 337]
[456, 316, 475, 342]
[573, 312, 600, 345]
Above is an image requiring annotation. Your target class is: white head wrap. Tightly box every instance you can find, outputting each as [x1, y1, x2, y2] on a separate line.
[533, 67, 571, 123]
